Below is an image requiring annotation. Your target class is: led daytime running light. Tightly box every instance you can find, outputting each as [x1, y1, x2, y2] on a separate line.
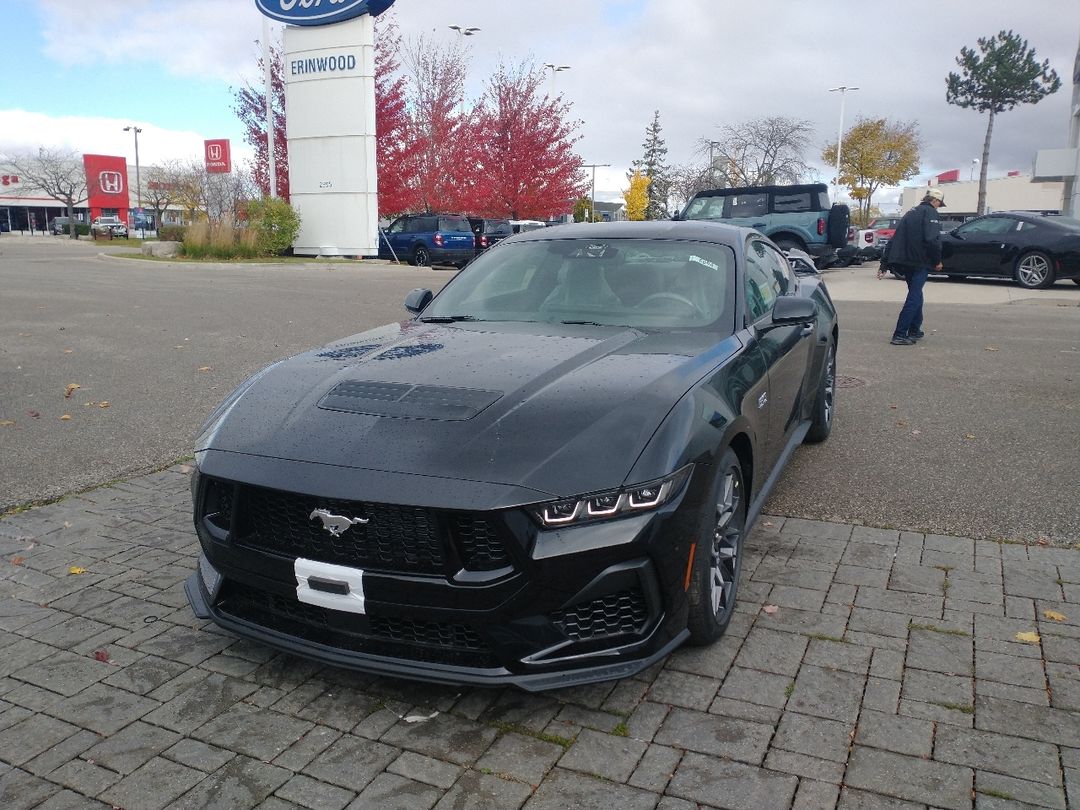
[537, 465, 692, 527]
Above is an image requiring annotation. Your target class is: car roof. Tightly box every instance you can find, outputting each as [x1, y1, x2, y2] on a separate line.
[690, 183, 828, 197]
[507, 220, 754, 247]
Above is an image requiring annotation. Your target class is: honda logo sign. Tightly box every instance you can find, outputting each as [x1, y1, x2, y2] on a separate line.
[99, 171, 124, 195]
[204, 139, 232, 174]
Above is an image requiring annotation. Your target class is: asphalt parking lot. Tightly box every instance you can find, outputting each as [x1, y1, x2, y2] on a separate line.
[0, 235, 1078, 810]
[2, 235, 1078, 544]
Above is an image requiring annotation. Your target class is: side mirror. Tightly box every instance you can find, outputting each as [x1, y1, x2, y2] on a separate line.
[404, 288, 433, 314]
[768, 296, 817, 327]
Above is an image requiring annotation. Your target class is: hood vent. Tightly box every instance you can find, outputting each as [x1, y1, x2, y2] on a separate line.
[318, 381, 502, 421]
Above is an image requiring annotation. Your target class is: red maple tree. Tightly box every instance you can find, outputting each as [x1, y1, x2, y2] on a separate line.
[473, 63, 586, 219]
[233, 41, 289, 201]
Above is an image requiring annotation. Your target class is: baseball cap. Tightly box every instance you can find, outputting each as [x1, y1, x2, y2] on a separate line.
[926, 187, 946, 206]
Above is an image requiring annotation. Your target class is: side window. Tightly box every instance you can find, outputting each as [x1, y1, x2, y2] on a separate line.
[761, 243, 795, 295]
[387, 218, 406, 234]
[773, 192, 812, 213]
[955, 217, 1014, 236]
[745, 242, 778, 321]
[725, 194, 768, 218]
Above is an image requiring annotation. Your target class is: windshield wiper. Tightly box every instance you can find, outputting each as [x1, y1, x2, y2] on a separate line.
[418, 315, 481, 323]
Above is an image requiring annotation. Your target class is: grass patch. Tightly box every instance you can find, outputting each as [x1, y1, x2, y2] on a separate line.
[909, 622, 970, 637]
[942, 578, 951, 595]
[975, 788, 1013, 800]
[612, 721, 629, 737]
[933, 565, 954, 572]
[930, 700, 974, 714]
[490, 721, 574, 748]
[803, 633, 848, 643]
[113, 252, 357, 264]
[784, 683, 796, 698]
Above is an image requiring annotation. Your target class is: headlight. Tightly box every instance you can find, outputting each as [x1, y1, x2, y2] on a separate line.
[533, 465, 693, 528]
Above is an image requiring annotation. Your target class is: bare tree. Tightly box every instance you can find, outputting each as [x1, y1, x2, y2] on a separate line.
[704, 116, 814, 187]
[3, 148, 88, 238]
[668, 160, 715, 214]
[143, 160, 187, 229]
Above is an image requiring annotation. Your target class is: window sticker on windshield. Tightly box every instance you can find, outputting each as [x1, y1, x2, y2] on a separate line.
[689, 255, 719, 271]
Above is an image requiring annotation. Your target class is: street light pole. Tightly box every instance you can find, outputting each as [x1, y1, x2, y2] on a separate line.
[448, 26, 480, 116]
[543, 63, 570, 92]
[582, 163, 610, 222]
[123, 125, 143, 235]
[970, 158, 980, 182]
[828, 85, 858, 199]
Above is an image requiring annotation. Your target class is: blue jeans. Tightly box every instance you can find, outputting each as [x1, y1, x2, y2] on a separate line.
[893, 266, 929, 338]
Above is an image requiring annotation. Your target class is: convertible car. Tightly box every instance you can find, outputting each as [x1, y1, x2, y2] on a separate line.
[939, 211, 1080, 288]
[186, 221, 838, 690]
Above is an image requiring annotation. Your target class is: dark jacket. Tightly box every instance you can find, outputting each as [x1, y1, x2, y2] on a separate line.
[883, 201, 941, 268]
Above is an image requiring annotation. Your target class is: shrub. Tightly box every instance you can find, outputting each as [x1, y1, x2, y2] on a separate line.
[58, 224, 91, 236]
[158, 225, 186, 242]
[180, 221, 259, 260]
[246, 197, 301, 256]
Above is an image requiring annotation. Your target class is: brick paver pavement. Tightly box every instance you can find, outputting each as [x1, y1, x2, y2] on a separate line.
[1, 466, 1077, 809]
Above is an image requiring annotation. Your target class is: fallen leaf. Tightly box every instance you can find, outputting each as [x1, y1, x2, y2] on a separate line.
[98, 401, 110, 408]
[911, 429, 921, 436]
[763, 521, 774, 528]
[197, 366, 213, 372]
[896, 420, 907, 427]
[64, 383, 81, 398]
[1043, 610, 1067, 622]
[59, 414, 72, 421]
[1036, 538, 1050, 546]
[404, 710, 439, 724]
[68, 566, 87, 575]
[963, 433, 976, 440]
[984, 347, 999, 352]
[0, 419, 14, 427]
[92, 649, 112, 664]
[762, 604, 779, 615]
[18, 332, 31, 337]
[63, 349, 73, 354]
[11, 556, 25, 566]
[27, 410, 40, 418]
[889, 405, 898, 410]
[1015, 631, 1041, 644]
[174, 345, 185, 349]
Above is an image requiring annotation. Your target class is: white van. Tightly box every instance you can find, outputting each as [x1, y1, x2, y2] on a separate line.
[509, 219, 546, 234]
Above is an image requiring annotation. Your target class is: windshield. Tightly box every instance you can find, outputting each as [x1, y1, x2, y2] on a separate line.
[422, 238, 736, 330]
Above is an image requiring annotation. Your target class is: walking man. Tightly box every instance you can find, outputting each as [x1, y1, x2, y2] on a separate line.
[884, 188, 945, 345]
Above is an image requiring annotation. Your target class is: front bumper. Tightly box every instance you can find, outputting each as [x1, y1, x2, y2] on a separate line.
[186, 465, 708, 690]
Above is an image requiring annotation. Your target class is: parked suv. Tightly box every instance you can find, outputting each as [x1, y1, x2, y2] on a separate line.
[91, 216, 128, 239]
[679, 183, 849, 266]
[468, 217, 513, 255]
[379, 214, 475, 267]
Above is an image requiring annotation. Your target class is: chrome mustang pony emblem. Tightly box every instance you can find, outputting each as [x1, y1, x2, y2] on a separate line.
[309, 509, 369, 537]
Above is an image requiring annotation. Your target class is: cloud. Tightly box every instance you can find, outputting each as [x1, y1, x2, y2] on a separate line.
[38, 0, 265, 84]
[0, 110, 253, 167]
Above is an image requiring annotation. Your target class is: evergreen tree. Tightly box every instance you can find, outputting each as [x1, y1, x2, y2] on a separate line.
[946, 30, 1060, 214]
[631, 110, 671, 219]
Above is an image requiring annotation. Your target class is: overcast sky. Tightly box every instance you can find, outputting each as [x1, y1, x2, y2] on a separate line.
[2, 0, 1078, 211]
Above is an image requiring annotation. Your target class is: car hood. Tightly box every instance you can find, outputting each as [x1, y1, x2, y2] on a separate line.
[198, 320, 738, 498]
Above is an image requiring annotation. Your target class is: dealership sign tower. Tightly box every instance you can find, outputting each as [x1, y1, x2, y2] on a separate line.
[254, 0, 395, 257]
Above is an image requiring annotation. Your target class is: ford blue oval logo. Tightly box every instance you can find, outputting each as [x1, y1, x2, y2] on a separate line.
[254, 0, 396, 26]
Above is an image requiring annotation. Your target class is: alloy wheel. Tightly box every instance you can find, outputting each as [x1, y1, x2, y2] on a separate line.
[1017, 254, 1050, 287]
[709, 469, 743, 617]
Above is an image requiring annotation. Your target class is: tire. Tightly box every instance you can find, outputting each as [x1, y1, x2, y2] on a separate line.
[772, 237, 805, 253]
[804, 341, 836, 444]
[411, 245, 431, 267]
[1014, 250, 1055, 289]
[686, 448, 746, 645]
[826, 204, 850, 248]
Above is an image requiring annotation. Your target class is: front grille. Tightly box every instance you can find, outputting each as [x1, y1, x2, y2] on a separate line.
[217, 582, 498, 668]
[551, 588, 649, 640]
[226, 483, 509, 575]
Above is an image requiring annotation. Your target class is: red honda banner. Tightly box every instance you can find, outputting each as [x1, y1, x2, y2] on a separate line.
[83, 155, 129, 208]
[204, 139, 232, 174]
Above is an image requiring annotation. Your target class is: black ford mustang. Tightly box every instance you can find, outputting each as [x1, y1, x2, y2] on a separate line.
[186, 221, 838, 690]
[940, 212, 1080, 288]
